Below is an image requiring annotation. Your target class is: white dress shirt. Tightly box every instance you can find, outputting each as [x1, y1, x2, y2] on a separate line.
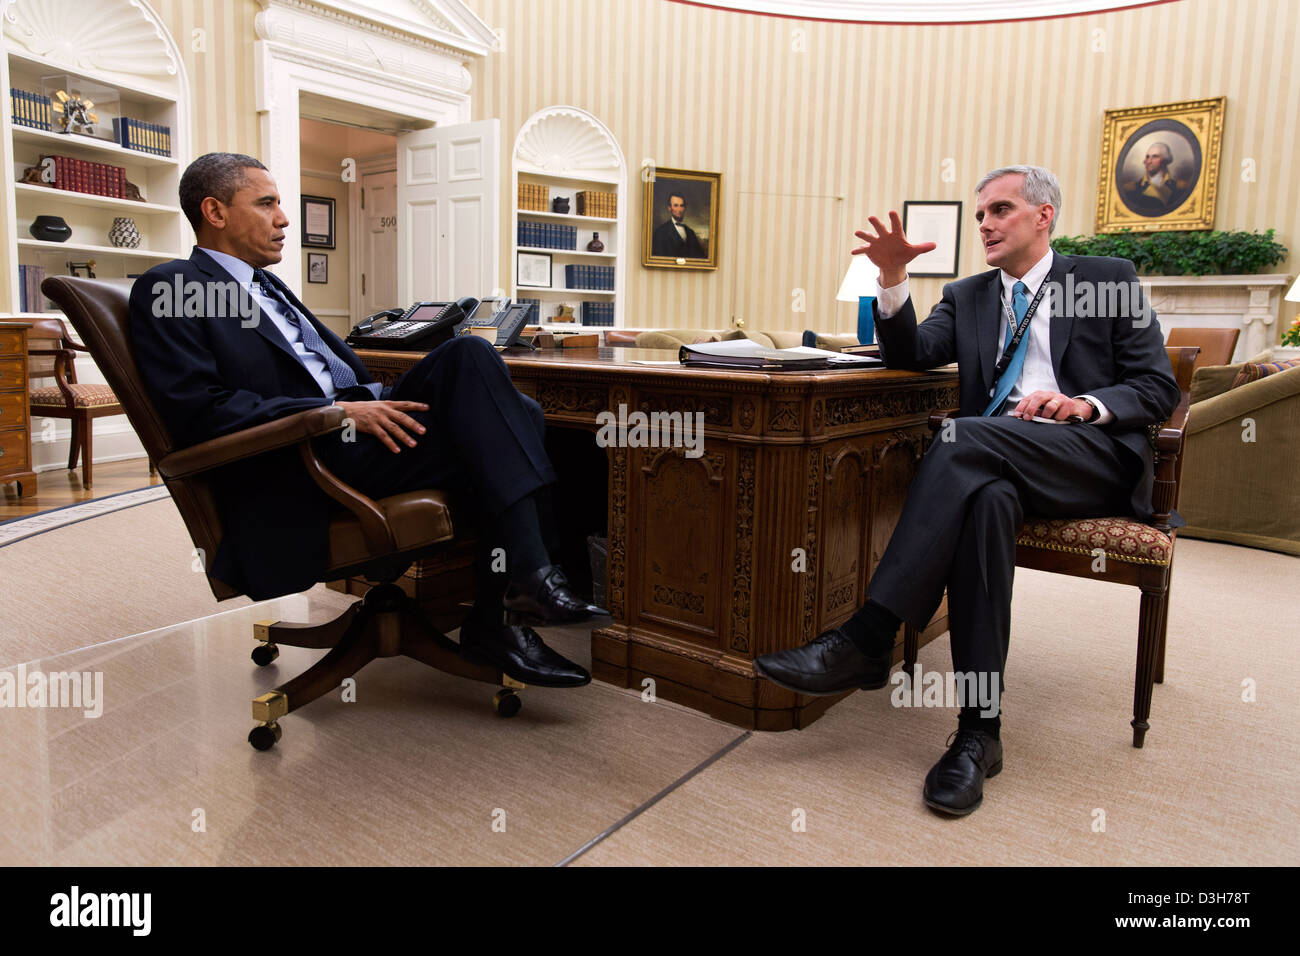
[875, 250, 1112, 423]
[199, 247, 380, 402]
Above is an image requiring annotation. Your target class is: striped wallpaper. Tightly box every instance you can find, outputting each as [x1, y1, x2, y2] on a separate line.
[148, 0, 1297, 338]
[464, 0, 1298, 335]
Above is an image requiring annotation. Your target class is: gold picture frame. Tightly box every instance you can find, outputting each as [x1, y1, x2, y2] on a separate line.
[1095, 96, 1225, 233]
[642, 167, 721, 270]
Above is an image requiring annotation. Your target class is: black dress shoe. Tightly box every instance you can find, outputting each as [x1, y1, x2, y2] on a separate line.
[458, 618, 591, 688]
[753, 628, 894, 696]
[922, 728, 1003, 816]
[503, 565, 609, 625]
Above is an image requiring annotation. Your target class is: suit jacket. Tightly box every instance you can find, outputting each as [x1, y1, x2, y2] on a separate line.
[873, 252, 1181, 521]
[651, 219, 705, 258]
[129, 247, 377, 599]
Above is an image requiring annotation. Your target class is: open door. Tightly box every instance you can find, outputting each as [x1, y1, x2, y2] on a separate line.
[396, 119, 500, 303]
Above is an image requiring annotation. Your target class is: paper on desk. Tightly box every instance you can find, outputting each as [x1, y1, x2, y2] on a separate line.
[631, 359, 681, 365]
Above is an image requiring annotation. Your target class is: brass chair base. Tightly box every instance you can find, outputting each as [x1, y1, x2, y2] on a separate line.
[247, 583, 524, 750]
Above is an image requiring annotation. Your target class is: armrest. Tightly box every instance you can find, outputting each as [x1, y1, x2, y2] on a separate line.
[928, 407, 959, 432]
[158, 405, 346, 479]
[1154, 395, 1192, 456]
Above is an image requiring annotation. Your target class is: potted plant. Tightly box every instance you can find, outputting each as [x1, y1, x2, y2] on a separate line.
[1276, 314, 1300, 361]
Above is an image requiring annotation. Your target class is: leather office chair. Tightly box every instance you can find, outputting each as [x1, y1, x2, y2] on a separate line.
[42, 275, 524, 751]
[1167, 326, 1239, 372]
[906, 346, 1199, 748]
[27, 316, 156, 489]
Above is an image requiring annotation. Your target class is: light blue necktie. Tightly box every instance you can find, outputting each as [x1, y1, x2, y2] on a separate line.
[252, 268, 360, 393]
[983, 280, 1030, 417]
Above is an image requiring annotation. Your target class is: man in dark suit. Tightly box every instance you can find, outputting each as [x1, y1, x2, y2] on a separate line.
[130, 152, 605, 688]
[756, 165, 1179, 816]
[651, 193, 706, 258]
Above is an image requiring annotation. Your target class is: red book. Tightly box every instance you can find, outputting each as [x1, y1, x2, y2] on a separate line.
[53, 155, 66, 190]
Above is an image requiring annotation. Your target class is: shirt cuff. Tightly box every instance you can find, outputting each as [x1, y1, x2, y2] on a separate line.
[875, 276, 910, 319]
[1076, 394, 1113, 425]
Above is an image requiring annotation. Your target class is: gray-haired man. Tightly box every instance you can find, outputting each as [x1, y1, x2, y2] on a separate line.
[756, 166, 1179, 816]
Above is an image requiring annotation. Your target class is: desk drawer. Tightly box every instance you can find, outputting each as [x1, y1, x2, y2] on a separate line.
[0, 391, 27, 429]
[0, 329, 23, 356]
[0, 356, 23, 388]
[0, 427, 31, 472]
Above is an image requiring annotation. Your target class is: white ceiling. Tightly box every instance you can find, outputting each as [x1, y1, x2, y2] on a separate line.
[678, 0, 1168, 24]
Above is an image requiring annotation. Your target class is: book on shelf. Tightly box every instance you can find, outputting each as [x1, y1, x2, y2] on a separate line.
[10, 88, 53, 131]
[678, 340, 884, 370]
[576, 189, 616, 218]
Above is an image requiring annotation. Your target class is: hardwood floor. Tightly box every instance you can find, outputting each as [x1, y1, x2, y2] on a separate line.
[0, 458, 162, 521]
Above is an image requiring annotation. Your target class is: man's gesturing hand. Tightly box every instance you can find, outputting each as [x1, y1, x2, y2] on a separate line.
[335, 400, 429, 453]
[1012, 391, 1093, 422]
[852, 211, 938, 288]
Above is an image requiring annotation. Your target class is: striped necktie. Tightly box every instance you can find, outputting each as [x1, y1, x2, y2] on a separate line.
[252, 268, 359, 392]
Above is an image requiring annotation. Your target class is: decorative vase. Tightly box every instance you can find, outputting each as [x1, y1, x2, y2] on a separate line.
[586, 231, 604, 252]
[109, 217, 141, 248]
[29, 215, 71, 242]
[552, 196, 570, 214]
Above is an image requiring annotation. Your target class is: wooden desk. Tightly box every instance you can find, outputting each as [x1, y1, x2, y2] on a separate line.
[357, 346, 959, 730]
[0, 321, 36, 497]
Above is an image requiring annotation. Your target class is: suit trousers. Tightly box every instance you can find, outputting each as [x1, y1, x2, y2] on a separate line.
[866, 416, 1141, 694]
[314, 335, 558, 606]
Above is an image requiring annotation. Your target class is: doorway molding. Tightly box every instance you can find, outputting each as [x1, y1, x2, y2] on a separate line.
[254, 0, 496, 294]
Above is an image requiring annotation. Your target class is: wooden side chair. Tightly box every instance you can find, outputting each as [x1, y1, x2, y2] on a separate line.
[1167, 326, 1239, 372]
[906, 346, 1199, 748]
[27, 316, 155, 489]
[42, 275, 523, 751]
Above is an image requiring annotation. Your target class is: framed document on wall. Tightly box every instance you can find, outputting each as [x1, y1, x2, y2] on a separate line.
[902, 201, 961, 278]
[301, 195, 336, 249]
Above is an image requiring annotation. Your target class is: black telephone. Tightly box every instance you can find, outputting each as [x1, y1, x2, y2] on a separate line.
[347, 296, 536, 351]
[345, 297, 479, 350]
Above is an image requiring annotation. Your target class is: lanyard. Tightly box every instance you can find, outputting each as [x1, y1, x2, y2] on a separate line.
[990, 279, 1049, 388]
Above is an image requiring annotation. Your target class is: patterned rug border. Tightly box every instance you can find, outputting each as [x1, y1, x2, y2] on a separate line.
[0, 485, 171, 549]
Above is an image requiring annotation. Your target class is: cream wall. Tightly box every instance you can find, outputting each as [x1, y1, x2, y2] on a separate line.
[465, 0, 1299, 335]
[146, 0, 1299, 338]
[150, 0, 262, 160]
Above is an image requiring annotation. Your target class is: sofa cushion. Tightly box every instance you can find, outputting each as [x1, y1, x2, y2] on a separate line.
[1229, 358, 1300, 390]
[1190, 363, 1245, 404]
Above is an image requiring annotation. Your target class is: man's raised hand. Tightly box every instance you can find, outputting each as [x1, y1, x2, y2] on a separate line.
[335, 400, 429, 453]
[852, 211, 937, 288]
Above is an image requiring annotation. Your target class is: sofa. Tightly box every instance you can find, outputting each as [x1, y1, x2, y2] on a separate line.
[1178, 349, 1300, 555]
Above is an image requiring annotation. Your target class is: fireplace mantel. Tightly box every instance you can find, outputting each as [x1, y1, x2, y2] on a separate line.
[1139, 274, 1292, 361]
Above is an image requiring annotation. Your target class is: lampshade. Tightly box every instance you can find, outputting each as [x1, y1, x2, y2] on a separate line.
[837, 253, 879, 302]
[1286, 275, 1300, 303]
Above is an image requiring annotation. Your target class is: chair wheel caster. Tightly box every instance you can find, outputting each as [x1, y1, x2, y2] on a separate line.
[248, 721, 283, 750]
[251, 643, 280, 666]
[493, 688, 522, 718]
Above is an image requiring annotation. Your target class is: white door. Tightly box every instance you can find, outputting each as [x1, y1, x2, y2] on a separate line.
[359, 169, 399, 315]
[396, 119, 499, 303]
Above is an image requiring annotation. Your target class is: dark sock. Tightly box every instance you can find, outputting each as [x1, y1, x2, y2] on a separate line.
[498, 493, 549, 582]
[841, 599, 901, 656]
[958, 707, 1001, 739]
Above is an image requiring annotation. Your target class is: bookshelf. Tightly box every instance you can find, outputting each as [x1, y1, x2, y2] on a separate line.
[2, 25, 191, 317]
[511, 107, 627, 331]
[0, 0, 190, 474]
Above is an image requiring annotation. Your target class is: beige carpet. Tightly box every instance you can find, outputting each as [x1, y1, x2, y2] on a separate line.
[1, 492, 1296, 865]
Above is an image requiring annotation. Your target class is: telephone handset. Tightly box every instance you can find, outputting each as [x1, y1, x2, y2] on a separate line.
[346, 296, 534, 351]
[345, 298, 478, 350]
